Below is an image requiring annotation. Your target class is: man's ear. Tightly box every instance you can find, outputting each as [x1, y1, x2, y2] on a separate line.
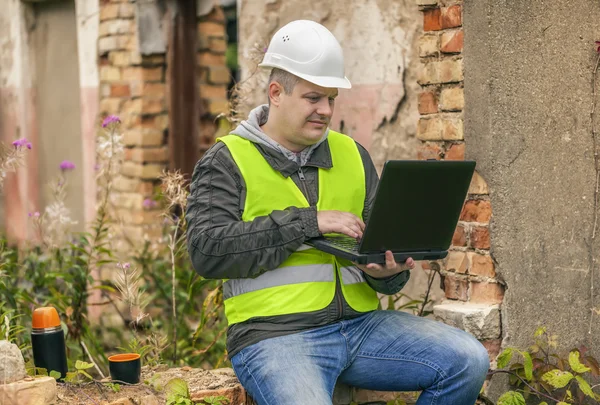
[268, 82, 283, 107]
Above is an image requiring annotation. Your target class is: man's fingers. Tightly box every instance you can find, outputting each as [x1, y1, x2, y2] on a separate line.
[385, 251, 397, 269]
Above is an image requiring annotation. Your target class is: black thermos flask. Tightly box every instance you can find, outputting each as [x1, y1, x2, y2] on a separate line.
[31, 306, 68, 380]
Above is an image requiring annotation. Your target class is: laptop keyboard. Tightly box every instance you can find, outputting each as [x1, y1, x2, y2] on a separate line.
[327, 236, 360, 252]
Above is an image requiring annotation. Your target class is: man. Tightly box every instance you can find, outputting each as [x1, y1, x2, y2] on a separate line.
[186, 20, 489, 405]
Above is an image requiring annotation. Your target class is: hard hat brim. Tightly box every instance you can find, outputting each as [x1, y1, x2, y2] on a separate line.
[259, 63, 352, 90]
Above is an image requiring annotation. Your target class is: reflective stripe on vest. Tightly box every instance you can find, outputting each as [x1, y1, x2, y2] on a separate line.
[218, 131, 379, 325]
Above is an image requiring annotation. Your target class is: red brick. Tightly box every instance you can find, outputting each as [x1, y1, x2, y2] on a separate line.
[441, 29, 464, 53]
[131, 146, 169, 163]
[468, 252, 496, 278]
[143, 83, 166, 98]
[197, 21, 225, 38]
[419, 91, 438, 115]
[199, 84, 227, 99]
[417, 142, 442, 160]
[441, 5, 462, 29]
[470, 226, 491, 249]
[452, 224, 467, 247]
[423, 8, 442, 31]
[445, 251, 467, 274]
[444, 274, 468, 301]
[445, 143, 465, 160]
[470, 281, 504, 304]
[460, 200, 492, 223]
[198, 52, 227, 66]
[482, 339, 502, 362]
[110, 84, 130, 97]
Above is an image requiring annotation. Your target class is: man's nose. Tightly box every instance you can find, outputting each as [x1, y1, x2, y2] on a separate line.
[315, 98, 333, 118]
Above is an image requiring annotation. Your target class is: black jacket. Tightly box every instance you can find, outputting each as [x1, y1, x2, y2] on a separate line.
[185, 136, 410, 358]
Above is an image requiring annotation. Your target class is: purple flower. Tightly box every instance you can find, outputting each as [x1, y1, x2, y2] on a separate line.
[59, 160, 76, 171]
[122, 262, 131, 269]
[28, 212, 40, 218]
[102, 115, 121, 128]
[94, 163, 101, 171]
[12, 138, 31, 149]
[143, 198, 158, 209]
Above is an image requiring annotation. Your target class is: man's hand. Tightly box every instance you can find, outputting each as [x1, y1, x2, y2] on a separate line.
[356, 251, 415, 279]
[317, 210, 365, 239]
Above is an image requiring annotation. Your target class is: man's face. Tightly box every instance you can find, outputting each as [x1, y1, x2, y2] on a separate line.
[278, 79, 338, 148]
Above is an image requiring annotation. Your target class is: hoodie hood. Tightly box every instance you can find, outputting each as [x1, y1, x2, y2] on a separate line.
[230, 104, 329, 167]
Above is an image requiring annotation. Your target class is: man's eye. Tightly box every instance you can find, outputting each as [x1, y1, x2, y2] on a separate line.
[308, 97, 320, 102]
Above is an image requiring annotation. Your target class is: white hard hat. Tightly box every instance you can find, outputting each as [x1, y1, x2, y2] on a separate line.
[259, 20, 351, 89]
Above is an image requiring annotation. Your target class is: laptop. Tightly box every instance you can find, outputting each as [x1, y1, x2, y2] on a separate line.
[305, 160, 476, 264]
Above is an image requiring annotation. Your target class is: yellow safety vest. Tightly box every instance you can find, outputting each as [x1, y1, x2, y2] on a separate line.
[218, 131, 380, 325]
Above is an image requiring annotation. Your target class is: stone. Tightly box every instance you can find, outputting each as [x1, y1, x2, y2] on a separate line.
[108, 399, 134, 405]
[0, 340, 26, 384]
[0, 376, 56, 405]
[433, 301, 501, 340]
[190, 385, 246, 404]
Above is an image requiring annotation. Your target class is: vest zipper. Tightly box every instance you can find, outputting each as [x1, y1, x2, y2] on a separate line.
[297, 167, 312, 204]
[298, 166, 343, 318]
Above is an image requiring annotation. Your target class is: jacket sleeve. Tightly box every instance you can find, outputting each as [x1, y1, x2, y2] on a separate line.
[185, 143, 321, 280]
[355, 142, 411, 295]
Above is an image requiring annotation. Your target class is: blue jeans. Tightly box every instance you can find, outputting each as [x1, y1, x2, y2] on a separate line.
[231, 310, 490, 405]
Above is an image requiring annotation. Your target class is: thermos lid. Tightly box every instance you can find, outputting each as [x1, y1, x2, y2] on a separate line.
[32, 307, 61, 329]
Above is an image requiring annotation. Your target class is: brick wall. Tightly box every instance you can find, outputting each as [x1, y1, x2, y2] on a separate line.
[97, 0, 229, 242]
[416, 0, 503, 362]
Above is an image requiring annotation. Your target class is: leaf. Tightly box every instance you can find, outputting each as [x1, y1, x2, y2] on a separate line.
[49, 370, 61, 380]
[521, 351, 533, 381]
[75, 360, 95, 370]
[538, 402, 548, 405]
[165, 378, 190, 399]
[534, 326, 546, 337]
[569, 351, 591, 374]
[575, 375, 595, 398]
[497, 348, 514, 369]
[541, 369, 574, 389]
[497, 391, 525, 405]
[79, 370, 94, 381]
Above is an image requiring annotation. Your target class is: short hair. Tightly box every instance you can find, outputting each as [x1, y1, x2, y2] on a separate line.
[268, 68, 300, 96]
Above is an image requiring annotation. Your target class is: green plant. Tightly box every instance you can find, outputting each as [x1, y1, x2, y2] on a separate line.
[489, 327, 600, 405]
[165, 378, 194, 405]
[201, 396, 229, 405]
[106, 382, 121, 392]
[64, 360, 96, 384]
